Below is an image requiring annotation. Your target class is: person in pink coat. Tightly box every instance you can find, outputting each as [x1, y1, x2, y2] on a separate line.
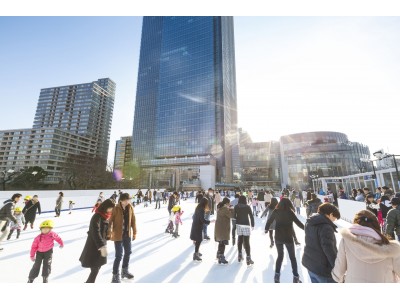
[28, 219, 64, 283]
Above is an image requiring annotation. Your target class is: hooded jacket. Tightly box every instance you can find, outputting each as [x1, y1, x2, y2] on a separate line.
[30, 231, 64, 258]
[302, 213, 337, 278]
[385, 206, 400, 238]
[332, 225, 400, 283]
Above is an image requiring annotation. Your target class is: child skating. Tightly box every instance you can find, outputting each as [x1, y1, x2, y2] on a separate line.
[7, 207, 25, 240]
[28, 220, 64, 283]
[69, 200, 75, 214]
[172, 205, 184, 238]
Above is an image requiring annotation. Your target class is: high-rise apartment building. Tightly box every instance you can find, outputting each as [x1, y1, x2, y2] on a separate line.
[132, 17, 238, 189]
[33, 78, 115, 161]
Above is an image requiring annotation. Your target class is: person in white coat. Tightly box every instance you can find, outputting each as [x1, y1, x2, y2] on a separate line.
[331, 209, 400, 283]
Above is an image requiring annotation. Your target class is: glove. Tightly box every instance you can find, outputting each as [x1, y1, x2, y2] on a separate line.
[132, 235, 136, 241]
[99, 246, 108, 257]
[31, 257, 35, 262]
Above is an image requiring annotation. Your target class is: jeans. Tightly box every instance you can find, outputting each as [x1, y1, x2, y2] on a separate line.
[308, 270, 336, 283]
[252, 206, 257, 216]
[113, 236, 132, 274]
[29, 249, 53, 279]
[55, 208, 61, 216]
[275, 242, 299, 277]
[155, 200, 160, 209]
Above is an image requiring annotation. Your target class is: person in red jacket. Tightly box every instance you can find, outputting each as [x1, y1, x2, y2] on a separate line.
[28, 219, 64, 283]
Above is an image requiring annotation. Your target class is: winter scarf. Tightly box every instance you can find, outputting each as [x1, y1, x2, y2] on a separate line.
[349, 224, 381, 241]
[96, 211, 112, 220]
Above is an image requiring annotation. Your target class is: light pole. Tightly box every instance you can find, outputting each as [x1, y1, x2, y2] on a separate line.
[360, 158, 378, 188]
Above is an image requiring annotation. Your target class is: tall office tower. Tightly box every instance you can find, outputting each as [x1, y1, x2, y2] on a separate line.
[33, 78, 116, 161]
[132, 17, 237, 188]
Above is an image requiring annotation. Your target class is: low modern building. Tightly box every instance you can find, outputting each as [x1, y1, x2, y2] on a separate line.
[240, 141, 281, 191]
[279, 131, 370, 190]
[0, 128, 96, 184]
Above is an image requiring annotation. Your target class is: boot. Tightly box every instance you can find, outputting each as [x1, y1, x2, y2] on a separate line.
[293, 276, 302, 283]
[111, 273, 121, 283]
[232, 237, 236, 246]
[16, 230, 20, 239]
[193, 252, 202, 261]
[7, 233, 11, 240]
[121, 267, 134, 279]
[238, 252, 243, 262]
[218, 254, 228, 265]
[23, 224, 28, 231]
[27, 278, 34, 283]
[246, 256, 254, 266]
[274, 273, 280, 283]
[270, 241, 274, 248]
[216, 251, 221, 259]
[30, 223, 33, 229]
[43, 276, 48, 283]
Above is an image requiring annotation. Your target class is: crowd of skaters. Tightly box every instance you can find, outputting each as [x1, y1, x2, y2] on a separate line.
[0, 185, 399, 283]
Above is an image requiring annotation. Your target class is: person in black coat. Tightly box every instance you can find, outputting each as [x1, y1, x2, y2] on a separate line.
[22, 195, 41, 230]
[79, 199, 115, 283]
[190, 197, 211, 261]
[301, 203, 340, 283]
[265, 197, 305, 283]
[234, 195, 255, 265]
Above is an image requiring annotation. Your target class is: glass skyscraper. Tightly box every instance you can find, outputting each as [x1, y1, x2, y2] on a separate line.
[33, 78, 115, 161]
[132, 17, 238, 186]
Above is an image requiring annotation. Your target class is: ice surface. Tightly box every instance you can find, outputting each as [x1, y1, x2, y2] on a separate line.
[0, 196, 353, 284]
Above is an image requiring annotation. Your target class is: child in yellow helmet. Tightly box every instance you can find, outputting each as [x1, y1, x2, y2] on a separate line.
[7, 207, 25, 240]
[27, 219, 64, 283]
[172, 205, 184, 238]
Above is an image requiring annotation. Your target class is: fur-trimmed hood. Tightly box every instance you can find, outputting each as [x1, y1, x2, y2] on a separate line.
[339, 227, 400, 263]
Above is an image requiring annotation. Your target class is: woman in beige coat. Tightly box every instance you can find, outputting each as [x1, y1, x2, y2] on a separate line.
[214, 197, 231, 265]
[332, 209, 400, 283]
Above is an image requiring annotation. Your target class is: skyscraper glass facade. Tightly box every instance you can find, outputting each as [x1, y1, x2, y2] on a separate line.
[33, 78, 115, 161]
[132, 17, 238, 184]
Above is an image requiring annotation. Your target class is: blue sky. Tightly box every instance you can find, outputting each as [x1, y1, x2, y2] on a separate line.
[1, 15, 400, 164]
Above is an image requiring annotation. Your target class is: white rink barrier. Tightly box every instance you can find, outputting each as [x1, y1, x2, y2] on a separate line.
[0, 189, 143, 213]
[316, 194, 366, 223]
